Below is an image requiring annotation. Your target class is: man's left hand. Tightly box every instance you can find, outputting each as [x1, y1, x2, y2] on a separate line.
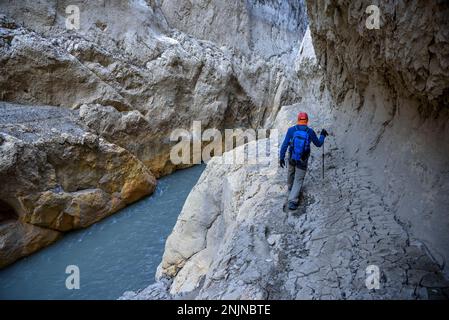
[279, 159, 285, 168]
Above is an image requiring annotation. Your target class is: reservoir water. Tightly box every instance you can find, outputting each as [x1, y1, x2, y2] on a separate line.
[0, 165, 205, 300]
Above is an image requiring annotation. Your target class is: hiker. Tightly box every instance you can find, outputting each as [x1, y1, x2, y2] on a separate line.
[279, 112, 328, 210]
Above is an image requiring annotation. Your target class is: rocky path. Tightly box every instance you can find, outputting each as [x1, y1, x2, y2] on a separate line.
[124, 136, 448, 300]
[121, 14, 449, 298]
[266, 144, 449, 299]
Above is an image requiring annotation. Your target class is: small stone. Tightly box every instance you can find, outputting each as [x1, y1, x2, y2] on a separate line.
[267, 234, 281, 246]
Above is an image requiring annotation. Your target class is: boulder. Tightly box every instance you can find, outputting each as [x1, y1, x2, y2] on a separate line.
[0, 102, 156, 267]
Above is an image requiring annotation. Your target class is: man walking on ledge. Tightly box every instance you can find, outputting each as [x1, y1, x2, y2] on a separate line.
[279, 112, 328, 210]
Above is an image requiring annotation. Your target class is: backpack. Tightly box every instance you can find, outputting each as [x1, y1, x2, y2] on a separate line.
[291, 126, 310, 161]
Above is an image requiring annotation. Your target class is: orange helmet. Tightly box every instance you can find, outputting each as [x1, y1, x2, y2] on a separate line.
[298, 112, 308, 125]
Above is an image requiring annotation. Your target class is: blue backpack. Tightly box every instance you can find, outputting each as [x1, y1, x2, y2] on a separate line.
[291, 126, 310, 161]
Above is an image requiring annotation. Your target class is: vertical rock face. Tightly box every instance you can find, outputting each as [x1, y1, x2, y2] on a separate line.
[3, 0, 447, 299]
[306, 0, 449, 107]
[0, 102, 156, 268]
[0, 1, 305, 176]
[159, 0, 308, 63]
[124, 1, 449, 300]
[0, 1, 308, 266]
[305, 0, 449, 274]
[153, 31, 331, 299]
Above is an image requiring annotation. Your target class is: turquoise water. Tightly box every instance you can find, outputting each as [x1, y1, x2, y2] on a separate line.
[0, 165, 205, 300]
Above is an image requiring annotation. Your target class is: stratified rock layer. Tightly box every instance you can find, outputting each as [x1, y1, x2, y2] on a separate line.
[158, 0, 308, 63]
[125, 12, 449, 298]
[0, 1, 302, 177]
[305, 0, 449, 275]
[0, 0, 305, 266]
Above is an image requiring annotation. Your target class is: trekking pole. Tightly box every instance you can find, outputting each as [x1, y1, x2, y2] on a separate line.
[322, 140, 325, 180]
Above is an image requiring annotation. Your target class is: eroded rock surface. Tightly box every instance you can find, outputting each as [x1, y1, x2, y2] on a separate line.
[0, 1, 305, 266]
[2, 0, 448, 299]
[148, 128, 448, 299]
[0, 1, 302, 177]
[158, 0, 308, 63]
[125, 16, 449, 299]
[306, 0, 449, 107]
[305, 0, 449, 275]
[0, 102, 156, 268]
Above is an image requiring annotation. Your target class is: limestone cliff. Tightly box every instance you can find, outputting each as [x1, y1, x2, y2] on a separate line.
[158, 0, 308, 63]
[0, 102, 156, 268]
[305, 0, 449, 275]
[2, 0, 448, 299]
[0, 1, 304, 267]
[124, 1, 449, 300]
[0, 1, 301, 176]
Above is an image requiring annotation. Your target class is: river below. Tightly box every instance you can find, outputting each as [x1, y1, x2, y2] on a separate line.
[0, 165, 205, 300]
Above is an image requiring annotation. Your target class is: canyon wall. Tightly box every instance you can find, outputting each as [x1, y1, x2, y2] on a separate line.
[0, 0, 306, 267]
[2, 0, 447, 298]
[305, 0, 449, 275]
[0, 0, 304, 176]
[124, 1, 449, 299]
[0, 102, 156, 268]
[158, 0, 308, 63]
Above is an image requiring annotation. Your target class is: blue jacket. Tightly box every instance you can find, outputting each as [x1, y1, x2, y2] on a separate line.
[280, 125, 325, 168]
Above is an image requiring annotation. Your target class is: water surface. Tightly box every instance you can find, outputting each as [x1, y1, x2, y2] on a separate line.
[0, 165, 205, 300]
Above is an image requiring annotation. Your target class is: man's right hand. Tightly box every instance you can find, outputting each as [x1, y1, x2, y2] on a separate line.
[279, 159, 285, 168]
[321, 129, 329, 137]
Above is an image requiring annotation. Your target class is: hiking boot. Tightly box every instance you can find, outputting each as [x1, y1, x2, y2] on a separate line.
[288, 202, 298, 210]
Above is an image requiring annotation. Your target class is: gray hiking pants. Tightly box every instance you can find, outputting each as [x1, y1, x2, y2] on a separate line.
[287, 161, 306, 205]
